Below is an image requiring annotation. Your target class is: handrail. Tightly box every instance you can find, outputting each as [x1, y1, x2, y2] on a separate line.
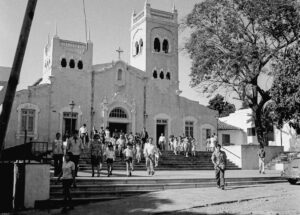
[221, 146, 241, 159]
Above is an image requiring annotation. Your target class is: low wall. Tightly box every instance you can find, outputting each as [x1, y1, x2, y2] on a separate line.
[223, 145, 283, 170]
[24, 164, 50, 208]
[223, 145, 242, 168]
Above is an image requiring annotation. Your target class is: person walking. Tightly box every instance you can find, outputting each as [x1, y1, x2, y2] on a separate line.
[123, 143, 134, 176]
[211, 144, 227, 190]
[258, 145, 266, 174]
[141, 128, 149, 147]
[57, 152, 76, 213]
[67, 130, 84, 177]
[79, 124, 89, 147]
[143, 137, 155, 176]
[90, 134, 103, 177]
[104, 143, 115, 176]
[52, 132, 64, 176]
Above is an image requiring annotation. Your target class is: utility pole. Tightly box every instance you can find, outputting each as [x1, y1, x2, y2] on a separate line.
[0, 0, 38, 158]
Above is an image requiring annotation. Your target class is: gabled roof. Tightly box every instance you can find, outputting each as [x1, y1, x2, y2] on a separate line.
[218, 120, 242, 131]
[93, 60, 147, 80]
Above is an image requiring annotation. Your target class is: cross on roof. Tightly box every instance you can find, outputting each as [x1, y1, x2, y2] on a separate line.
[116, 47, 124, 60]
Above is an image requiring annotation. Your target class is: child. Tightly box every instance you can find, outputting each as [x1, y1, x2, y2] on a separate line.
[104, 143, 115, 177]
[123, 144, 134, 176]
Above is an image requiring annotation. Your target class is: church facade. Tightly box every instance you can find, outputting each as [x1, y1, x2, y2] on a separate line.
[5, 3, 217, 151]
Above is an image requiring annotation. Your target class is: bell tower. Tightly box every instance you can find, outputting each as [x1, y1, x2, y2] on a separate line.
[41, 31, 93, 84]
[130, 1, 179, 88]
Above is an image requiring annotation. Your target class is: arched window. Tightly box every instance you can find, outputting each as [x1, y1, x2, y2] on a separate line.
[61, 58, 67, 67]
[162, 39, 169, 53]
[135, 41, 139, 55]
[109, 107, 127, 119]
[117, 69, 123, 81]
[160, 71, 164, 79]
[69, 59, 75, 68]
[154, 38, 161, 52]
[139, 39, 143, 53]
[153, 70, 158, 79]
[166, 72, 171, 80]
[77, 60, 83, 70]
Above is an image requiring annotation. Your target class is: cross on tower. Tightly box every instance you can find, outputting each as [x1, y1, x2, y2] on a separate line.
[116, 47, 124, 60]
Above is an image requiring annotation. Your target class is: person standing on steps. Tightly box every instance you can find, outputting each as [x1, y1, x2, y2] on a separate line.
[52, 132, 64, 176]
[90, 133, 103, 177]
[104, 143, 115, 177]
[67, 130, 84, 177]
[57, 152, 76, 213]
[211, 144, 227, 190]
[143, 137, 155, 176]
[258, 145, 266, 174]
[79, 123, 89, 147]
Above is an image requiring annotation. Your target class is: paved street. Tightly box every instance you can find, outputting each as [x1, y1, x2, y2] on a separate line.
[22, 175, 300, 215]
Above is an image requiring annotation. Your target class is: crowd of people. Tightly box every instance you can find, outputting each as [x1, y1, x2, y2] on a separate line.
[52, 125, 164, 178]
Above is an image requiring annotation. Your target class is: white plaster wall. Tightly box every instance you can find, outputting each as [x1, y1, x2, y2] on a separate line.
[218, 130, 246, 145]
[24, 164, 50, 208]
[219, 109, 259, 145]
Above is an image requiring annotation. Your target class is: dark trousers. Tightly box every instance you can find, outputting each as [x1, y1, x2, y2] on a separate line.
[72, 155, 80, 176]
[53, 154, 63, 176]
[215, 168, 225, 188]
[62, 179, 73, 208]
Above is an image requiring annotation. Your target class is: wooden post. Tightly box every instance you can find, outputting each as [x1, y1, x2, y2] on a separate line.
[0, 0, 38, 158]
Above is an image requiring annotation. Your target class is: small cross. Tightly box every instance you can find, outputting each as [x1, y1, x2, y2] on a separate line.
[116, 47, 124, 60]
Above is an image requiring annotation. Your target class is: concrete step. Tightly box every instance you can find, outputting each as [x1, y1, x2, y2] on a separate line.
[38, 177, 285, 209]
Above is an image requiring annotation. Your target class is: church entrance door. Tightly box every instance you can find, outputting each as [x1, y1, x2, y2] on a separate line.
[62, 112, 78, 136]
[156, 119, 168, 146]
[109, 122, 127, 135]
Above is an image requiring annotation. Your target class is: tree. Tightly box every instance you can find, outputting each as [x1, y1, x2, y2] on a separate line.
[184, 0, 300, 145]
[207, 94, 236, 117]
[270, 43, 300, 132]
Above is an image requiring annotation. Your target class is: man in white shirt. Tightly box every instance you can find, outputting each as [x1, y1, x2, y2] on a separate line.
[158, 133, 166, 151]
[79, 124, 88, 146]
[143, 137, 155, 176]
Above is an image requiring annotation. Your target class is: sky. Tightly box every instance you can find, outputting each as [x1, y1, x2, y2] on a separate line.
[0, 0, 245, 107]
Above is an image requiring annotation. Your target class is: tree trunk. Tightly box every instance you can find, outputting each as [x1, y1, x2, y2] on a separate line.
[252, 105, 265, 146]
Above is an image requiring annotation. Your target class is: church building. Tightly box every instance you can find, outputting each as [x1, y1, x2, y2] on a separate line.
[4, 2, 217, 151]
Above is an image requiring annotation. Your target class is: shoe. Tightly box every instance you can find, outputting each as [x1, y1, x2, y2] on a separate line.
[129, 172, 132, 176]
[262, 172, 265, 174]
[221, 187, 225, 190]
[69, 206, 74, 210]
[151, 171, 155, 176]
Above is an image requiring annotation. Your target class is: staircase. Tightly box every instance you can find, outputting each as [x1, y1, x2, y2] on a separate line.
[36, 175, 285, 209]
[76, 150, 240, 172]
